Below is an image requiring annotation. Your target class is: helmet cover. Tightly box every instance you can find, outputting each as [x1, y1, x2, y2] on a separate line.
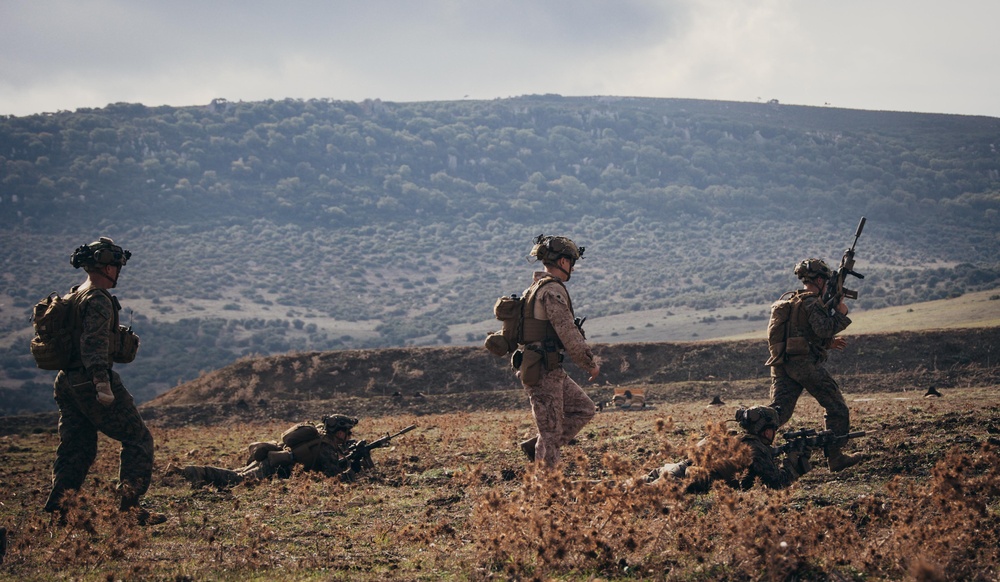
[71, 237, 131, 269]
[794, 258, 832, 282]
[323, 414, 358, 433]
[529, 234, 585, 264]
[735, 406, 779, 435]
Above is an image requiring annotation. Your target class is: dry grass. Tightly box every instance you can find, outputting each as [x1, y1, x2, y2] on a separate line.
[1, 385, 998, 581]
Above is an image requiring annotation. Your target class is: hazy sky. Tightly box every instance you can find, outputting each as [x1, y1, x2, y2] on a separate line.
[3, 0, 998, 118]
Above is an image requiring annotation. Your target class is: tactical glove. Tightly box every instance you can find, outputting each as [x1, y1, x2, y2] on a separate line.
[785, 449, 812, 477]
[95, 381, 115, 406]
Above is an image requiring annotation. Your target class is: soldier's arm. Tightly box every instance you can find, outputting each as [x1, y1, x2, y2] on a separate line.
[747, 442, 800, 490]
[539, 286, 596, 373]
[79, 291, 114, 385]
[316, 444, 352, 478]
[806, 298, 851, 340]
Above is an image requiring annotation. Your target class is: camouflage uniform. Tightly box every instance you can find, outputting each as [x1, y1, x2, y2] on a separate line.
[649, 406, 810, 492]
[519, 271, 596, 467]
[177, 421, 357, 488]
[767, 291, 853, 458]
[734, 434, 804, 490]
[44, 240, 156, 516]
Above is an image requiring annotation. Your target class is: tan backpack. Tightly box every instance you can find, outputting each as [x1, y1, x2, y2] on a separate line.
[765, 290, 814, 365]
[483, 277, 564, 357]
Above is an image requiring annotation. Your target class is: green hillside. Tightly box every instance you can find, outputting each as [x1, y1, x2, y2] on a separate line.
[1, 95, 998, 413]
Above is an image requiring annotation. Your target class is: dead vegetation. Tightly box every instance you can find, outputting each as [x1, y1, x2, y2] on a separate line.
[1, 381, 998, 580]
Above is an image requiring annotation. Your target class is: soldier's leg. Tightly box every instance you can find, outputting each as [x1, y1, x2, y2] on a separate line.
[180, 465, 245, 488]
[526, 369, 565, 468]
[237, 458, 277, 483]
[45, 373, 99, 512]
[559, 375, 595, 446]
[88, 373, 155, 508]
[790, 364, 850, 436]
[768, 366, 804, 427]
[788, 363, 861, 470]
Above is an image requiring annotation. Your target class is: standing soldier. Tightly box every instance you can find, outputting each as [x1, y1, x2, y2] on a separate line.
[766, 259, 864, 472]
[515, 234, 600, 468]
[43, 237, 165, 525]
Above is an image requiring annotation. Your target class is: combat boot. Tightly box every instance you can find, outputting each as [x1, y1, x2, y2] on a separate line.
[520, 437, 537, 462]
[827, 450, 865, 472]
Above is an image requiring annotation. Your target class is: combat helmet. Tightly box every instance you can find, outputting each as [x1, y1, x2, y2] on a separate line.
[323, 414, 358, 434]
[529, 234, 585, 265]
[794, 258, 832, 282]
[735, 406, 780, 436]
[71, 237, 131, 269]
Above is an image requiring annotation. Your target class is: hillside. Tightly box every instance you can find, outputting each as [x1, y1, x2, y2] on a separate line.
[135, 326, 1000, 428]
[1, 95, 998, 412]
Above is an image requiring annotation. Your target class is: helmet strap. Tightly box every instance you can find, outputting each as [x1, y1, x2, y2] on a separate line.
[93, 264, 120, 288]
[552, 257, 573, 281]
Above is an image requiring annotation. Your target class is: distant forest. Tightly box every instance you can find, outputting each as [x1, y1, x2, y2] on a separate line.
[1, 95, 998, 413]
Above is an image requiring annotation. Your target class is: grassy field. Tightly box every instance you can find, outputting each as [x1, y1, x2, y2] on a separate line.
[1, 382, 998, 580]
[573, 288, 1000, 345]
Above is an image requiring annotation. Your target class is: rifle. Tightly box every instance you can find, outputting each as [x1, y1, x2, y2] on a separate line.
[823, 217, 867, 314]
[776, 428, 866, 456]
[347, 425, 417, 468]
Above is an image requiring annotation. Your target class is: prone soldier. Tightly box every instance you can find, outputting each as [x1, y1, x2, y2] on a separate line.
[172, 416, 408, 487]
[648, 406, 812, 492]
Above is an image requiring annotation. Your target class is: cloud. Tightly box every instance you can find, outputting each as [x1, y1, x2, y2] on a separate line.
[1, 0, 998, 116]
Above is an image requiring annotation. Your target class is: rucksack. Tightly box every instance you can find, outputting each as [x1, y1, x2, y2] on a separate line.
[281, 423, 321, 448]
[483, 293, 522, 356]
[30, 287, 120, 371]
[764, 290, 814, 366]
[29, 291, 83, 370]
[483, 277, 564, 357]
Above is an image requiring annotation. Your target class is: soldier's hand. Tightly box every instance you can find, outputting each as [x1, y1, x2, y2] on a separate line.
[588, 366, 600, 382]
[788, 437, 810, 455]
[795, 450, 812, 475]
[836, 300, 849, 315]
[95, 381, 115, 406]
[830, 337, 847, 351]
[786, 447, 812, 477]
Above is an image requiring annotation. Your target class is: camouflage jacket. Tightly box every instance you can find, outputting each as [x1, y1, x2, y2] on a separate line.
[778, 292, 852, 364]
[670, 433, 803, 493]
[290, 434, 354, 478]
[528, 271, 596, 372]
[736, 434, 803, 490]
[71, 285, 119, 385]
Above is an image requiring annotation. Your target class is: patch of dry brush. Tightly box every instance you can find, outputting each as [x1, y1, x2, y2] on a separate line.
[468, 422, 1000, 581]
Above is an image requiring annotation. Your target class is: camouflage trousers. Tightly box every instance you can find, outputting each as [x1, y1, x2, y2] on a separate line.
[769, 358, 851, 454]
[179, 459, 278, 488]
[524, 366, 595, 468]
[45, 369, 154, 512]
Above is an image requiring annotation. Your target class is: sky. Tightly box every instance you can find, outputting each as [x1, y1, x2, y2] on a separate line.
[2, 0, 999, 118]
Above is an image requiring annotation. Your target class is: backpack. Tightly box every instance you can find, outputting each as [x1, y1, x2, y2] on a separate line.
[30, 287, 122, 371]
[483, 277, 564, 357]
[29, 291, 83, 370]
[483, 293, 522, 356]
[281, 423, 321, 448]
[764, 290, 814, 366]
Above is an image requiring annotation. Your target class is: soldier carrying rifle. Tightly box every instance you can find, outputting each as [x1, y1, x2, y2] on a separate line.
[765, 218, 868, 472]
